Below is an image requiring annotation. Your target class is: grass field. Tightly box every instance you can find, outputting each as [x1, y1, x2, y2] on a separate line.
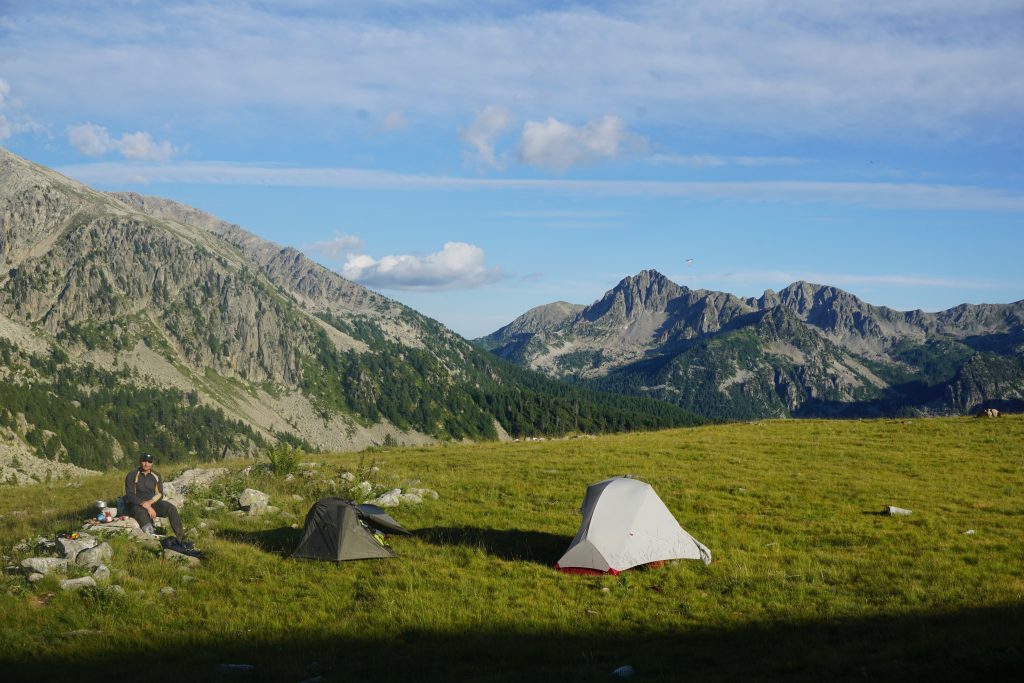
[2, 416, 1022, 682]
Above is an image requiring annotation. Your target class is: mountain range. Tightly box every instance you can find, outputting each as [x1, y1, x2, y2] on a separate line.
[0, 149, 698, 482]
[476, 269, 1024, 420]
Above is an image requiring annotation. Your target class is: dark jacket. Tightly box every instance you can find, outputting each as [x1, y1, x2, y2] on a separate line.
[125, 468, 164, 506]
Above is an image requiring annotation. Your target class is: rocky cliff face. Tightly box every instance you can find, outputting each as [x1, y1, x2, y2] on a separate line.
[478, 269, 1024, 419]
[0, 150, 475, 466]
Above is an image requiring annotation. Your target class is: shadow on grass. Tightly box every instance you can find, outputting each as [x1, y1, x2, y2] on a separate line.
[2, 603, 1020, 682]
[415, 526, 572, 565]
[217, 526, 302, 557]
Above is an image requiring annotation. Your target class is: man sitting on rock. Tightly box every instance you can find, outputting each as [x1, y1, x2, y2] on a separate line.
[124, 452, 184, 539]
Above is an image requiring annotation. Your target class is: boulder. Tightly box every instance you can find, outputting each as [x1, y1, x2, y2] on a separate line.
[976, 408, 1001, 418]
[160, 482, 186, 510]
[883, 505, 913, 516]
[56, 533, 98, 560]
[398, 493, 423, 505]
[238, 488, 270, 511]
[163, 549, 201, 567]
[76, 542, 113, 569]
[406, 487, 439, 500]
[368, 488, 401, 507]
[98, 517, 141, 531]
[60, 576, 97, 592]
[21, 557, 69, 575]
[92, 564, 111, 582]
[245, 501, 269, 516]
[169, 467, 229, 493]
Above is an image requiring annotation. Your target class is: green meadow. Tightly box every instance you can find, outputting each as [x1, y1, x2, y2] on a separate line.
[2, 416, 1022, 682]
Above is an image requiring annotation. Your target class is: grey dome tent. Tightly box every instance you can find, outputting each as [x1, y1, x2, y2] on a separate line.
[556, 477, 711, 574]
[293, 498, 410, 562]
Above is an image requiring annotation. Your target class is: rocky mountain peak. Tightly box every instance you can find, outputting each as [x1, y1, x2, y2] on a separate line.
[585, 269, 686, 322]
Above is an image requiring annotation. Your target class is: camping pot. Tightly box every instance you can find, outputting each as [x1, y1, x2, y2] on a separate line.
[95, 500, 106, 509]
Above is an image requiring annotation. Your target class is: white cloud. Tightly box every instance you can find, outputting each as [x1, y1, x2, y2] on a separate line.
[306, 233, 364, 261]
[117, 131, 177, 161]
[68, 123, 113, 156]
[7, 3, 1019, 140]
[68, 123, 177, 161]
[519, 115, 646, 171]
[62, 160, 1024, 212]
[0, 79, 14, 140]
[650, 153, 806, 168]
[340, 241, 502, 291]
[460, 105, 514, 168]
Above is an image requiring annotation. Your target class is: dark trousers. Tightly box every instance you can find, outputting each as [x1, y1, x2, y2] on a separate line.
[128, 500, 183, 537]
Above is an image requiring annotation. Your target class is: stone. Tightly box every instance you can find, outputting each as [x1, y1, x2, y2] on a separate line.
[60, 576, 97, 591]
[245, 501, 269, 516]
[163, 549, 201, 567]
[203, 499, 227, 511]
[884, 505, 912, 516]
[109, 585, 125, 595]
[405, 487, 439, 500]
[27, 572, 45, 583]
[21, 557, 69, 575]
[398, 493, 422, 505]
[169, 467, 229, 493]
[33, 536, 57, 552]
[368, 488, 401, 507]
[976, 407, 1001, 418]
[355, 481, 373, 496]
[127, 529, 163, 549]
[98, 517, 141, 530]
[92, 564, 111, 582]
[161, 482, 186, 511]
[238, 488, 269, 510]
[611, 664, 636, 679]
[56, 533, 98, 560]
[76, 543, 113, 569]
[159, 586, 176, 596]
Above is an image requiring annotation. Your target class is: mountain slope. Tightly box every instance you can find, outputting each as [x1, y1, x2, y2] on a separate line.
[477, 269, 1024, 419]
[0, 150, 703, 478]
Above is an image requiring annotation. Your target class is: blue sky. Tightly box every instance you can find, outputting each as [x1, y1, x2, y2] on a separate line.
[1, 1, 1022, 338]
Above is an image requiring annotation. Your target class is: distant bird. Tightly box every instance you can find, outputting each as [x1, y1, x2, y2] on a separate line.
[685, 258, 695, 266]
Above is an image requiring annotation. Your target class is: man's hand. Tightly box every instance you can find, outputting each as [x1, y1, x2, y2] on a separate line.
[143, 501, 157, 520]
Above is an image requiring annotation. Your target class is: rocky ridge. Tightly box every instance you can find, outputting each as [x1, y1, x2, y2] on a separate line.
[477, 269, 1024, 419]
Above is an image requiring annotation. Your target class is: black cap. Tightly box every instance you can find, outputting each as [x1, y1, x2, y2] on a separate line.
[139, 453, 154, 463]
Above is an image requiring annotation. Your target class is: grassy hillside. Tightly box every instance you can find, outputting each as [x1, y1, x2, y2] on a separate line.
[1, 416, 1022, 681]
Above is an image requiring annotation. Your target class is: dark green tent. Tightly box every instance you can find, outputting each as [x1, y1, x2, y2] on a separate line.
[292, 498, 410, 562]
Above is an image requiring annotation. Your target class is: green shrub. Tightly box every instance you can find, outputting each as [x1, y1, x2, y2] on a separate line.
[266, 443, 302, 477]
